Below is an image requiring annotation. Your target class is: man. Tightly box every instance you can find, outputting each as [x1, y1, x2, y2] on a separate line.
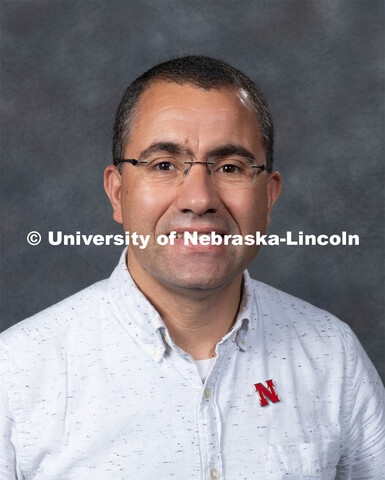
[1, 56, 384, 479]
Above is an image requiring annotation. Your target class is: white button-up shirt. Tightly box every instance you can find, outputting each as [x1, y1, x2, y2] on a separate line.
[1, 250, 384, 479]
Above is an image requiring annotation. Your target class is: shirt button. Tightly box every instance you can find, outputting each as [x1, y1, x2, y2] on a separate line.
[204, 388, 212, 399]
[240, 338, 246, 345]
[152, 345, 162, 358]
[210, 467, 220, 479]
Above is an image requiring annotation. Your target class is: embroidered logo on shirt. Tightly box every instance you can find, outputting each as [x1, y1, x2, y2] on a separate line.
[254, 379, 280, 406]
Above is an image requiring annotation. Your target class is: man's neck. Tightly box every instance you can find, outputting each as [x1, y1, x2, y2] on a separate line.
[151, 279, 243, 360]
[126, 258, 244, 360]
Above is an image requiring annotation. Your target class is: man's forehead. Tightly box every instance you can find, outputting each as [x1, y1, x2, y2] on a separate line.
[136, 80, 255, 116]
[122, 80, 263, 158]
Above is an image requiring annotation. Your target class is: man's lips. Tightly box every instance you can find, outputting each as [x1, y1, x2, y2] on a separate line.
[167, 228, 228, 240]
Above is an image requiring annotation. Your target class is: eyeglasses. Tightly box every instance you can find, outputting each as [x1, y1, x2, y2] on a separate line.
[113, 156, 270, 189]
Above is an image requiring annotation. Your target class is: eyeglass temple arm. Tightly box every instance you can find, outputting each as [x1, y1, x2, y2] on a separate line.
[250, 164, 266, 170]
[113, 159, 147, 166]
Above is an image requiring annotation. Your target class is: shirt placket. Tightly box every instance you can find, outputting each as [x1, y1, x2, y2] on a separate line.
[196, 339, 234, 480]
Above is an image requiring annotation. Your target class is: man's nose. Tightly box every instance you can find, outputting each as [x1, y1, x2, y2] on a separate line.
[175, 163, 221, 216]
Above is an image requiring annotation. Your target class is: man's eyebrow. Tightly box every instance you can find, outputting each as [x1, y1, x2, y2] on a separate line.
[207, 144, 256, 163]
[138, 142, 193, 161]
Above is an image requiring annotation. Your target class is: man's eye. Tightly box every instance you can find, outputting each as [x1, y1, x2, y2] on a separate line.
[218, 164, 241, 174]
[153, 161, 175, 171]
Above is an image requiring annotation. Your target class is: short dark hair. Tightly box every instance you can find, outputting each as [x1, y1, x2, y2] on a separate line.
[112, 55, 274, 171]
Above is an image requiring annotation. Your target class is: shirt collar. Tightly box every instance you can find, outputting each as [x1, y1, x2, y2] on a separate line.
[108, 248, 255, 360]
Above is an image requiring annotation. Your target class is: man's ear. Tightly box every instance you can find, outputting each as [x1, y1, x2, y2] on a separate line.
[104, 165, 123, 224]
[266, 171, 282, 228]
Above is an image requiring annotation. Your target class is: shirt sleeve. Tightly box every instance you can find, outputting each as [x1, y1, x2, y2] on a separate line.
[0, 342, 23, 480]
[0, 376, 18, 479]
[336, 325, 385, 479]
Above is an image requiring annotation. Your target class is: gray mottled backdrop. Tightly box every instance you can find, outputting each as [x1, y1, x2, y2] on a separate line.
[1, 0, 384, 380]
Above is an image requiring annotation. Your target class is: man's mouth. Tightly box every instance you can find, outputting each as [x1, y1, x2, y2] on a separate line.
[173, 231, 224, 240]
[170, 231, 226, 240]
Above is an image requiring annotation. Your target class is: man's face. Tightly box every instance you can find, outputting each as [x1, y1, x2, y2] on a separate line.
[105, 81, 281, 294]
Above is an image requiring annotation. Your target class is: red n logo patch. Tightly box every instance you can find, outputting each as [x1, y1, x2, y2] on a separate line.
[254, 379, 280, 406]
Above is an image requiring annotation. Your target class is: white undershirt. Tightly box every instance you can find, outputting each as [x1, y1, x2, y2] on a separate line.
[195, 357, 216, 383]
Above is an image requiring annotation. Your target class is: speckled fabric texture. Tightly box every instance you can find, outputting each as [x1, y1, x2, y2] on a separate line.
[1, 250, 384, 479]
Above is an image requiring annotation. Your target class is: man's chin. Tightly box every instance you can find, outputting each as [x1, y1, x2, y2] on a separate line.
[154, 266, 242, 293]
[129, 249, 247, 294]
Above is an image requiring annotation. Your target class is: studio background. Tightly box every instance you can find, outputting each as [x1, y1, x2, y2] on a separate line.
[1, 0, 384, 381]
